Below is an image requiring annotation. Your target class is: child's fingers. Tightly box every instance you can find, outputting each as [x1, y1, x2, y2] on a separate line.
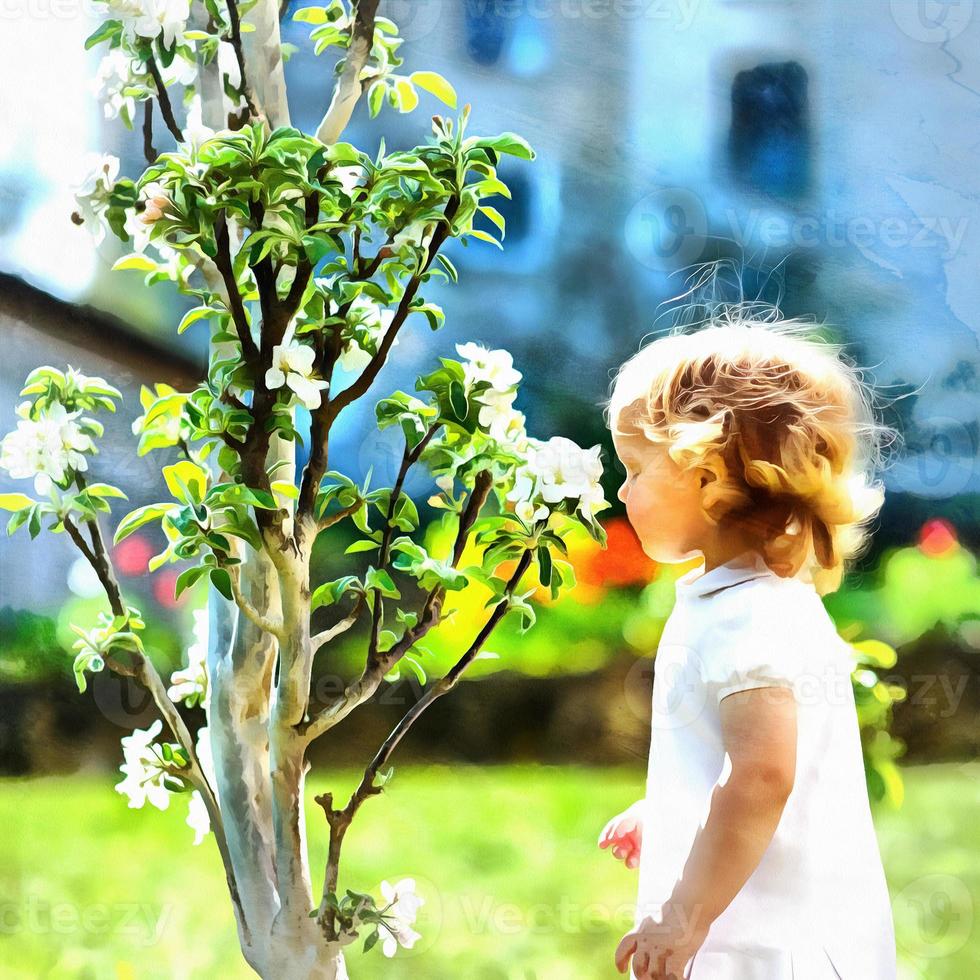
[598, 818, 619, 846]
[614, 931, 638, 974]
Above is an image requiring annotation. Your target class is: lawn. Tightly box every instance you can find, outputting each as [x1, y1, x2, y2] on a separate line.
[0, 762, 977, 978]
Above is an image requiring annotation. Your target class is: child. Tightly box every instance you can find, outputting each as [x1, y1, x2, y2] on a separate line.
[597, 313, 898, 979]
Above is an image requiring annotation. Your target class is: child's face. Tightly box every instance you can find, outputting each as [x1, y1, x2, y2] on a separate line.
[611, 426, 711, 565]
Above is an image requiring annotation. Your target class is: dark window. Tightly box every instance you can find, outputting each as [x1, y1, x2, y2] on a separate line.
[464, 0, 512, 65]
[728, 61, 810, 198]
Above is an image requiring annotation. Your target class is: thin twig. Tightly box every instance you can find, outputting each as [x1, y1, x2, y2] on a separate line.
[324, 196, 459, 425]
[228, 564, 285, 638]
[142, 100, 157, 163]
[314, 548, 534, 939]
[366, 422, 442, 664]
[214, 218, 260, 364]
[299, 470, 495, 743]
[311, 593, 365, 654]
[225, 0, 262, 123]
[145, 51, 184, 142]
[60, 486, 249, 939]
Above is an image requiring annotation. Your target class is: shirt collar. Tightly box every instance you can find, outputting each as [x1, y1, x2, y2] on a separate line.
[673, 550, 774, 599]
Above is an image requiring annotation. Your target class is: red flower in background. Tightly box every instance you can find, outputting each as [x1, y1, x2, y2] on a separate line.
[113, 533, 153, 576]
[918, 517, 958, 558]
[575, 516, 658, 589]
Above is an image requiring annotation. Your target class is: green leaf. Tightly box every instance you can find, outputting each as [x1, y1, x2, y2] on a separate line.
[112, 253, 159, 273]
[478, 205, 505, 236]
[0, 493, 35, 512]
[537, 544, 552, 588]
[293, 5, 331, 23]
[435, 253, 457, 283]
[344, 539, 381, 555]
[177, 305, 221, 334]
[448, 380, 467, 420]
[83, 483, 128, 501]
[163, 460, 209, 504]
[467, 228, 503, 249]
[7, 505, 35, 537]
[393, 77, 419, 113]
[409, 70, 457, 109]
[174, 565, 207, 599]
[85, 19, 121, 50]
[364, 566, 400, 599]
[114, 503, 172, 544]
[472, 132, 536, 161]
[311, 575, 361, 612]
[209, 567, 234, 601]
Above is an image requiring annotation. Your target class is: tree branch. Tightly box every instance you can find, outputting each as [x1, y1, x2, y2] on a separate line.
[299, 469, 494, 743]
[315, 0, 380, 145]
[228, 563, 286, 638]
[145, 51, 184, 142]
[225, 0, 264, 125]
[311, 592, 365, 654]
[323, 195, 459, 427]
[366, 422, 442, 664]
[61, 489, 250, 940]
[142, 100, 157, 163]
[214, 217, 261, 365]
[314, 547, 534, 938]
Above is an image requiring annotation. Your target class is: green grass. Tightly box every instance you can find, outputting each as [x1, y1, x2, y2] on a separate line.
[0, 762, 977, 979]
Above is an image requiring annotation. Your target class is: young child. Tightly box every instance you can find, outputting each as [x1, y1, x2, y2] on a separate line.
[597, 314, 898, 979]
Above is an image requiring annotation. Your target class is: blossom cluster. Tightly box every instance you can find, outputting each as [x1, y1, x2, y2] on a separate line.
[0, 401, 96, 495]
[452, 343, 609, 526]
[102, 0, 191, 49]
[167, 606, 210, 710]
[114, 717, 214, 846]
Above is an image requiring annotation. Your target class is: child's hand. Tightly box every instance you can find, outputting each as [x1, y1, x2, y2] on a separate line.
[615, 905, 706, 978]
[598, 799, 644, 869]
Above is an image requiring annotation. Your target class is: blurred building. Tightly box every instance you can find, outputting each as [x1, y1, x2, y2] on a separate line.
[1, 0, 977, 581]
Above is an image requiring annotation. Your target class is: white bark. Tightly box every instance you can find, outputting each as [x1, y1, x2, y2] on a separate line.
[241, 0, 291, 129]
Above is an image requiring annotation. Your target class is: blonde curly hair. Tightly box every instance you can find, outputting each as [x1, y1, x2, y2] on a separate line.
[602, 309, 898, 596]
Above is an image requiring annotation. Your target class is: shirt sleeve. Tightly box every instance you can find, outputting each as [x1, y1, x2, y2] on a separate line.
[694, 581, 806, 706]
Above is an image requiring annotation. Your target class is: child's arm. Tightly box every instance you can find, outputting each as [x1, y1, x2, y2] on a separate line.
[669, 686, 797, 927]
[616, 686, 797, 976]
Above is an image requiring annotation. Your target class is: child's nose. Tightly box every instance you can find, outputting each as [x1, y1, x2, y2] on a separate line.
[617, 481, 628, 504]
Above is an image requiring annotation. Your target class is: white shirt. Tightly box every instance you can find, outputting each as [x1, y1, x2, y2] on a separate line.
[634, 551, 897, 979]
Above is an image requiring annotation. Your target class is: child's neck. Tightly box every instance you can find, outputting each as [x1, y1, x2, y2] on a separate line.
[696, 536, 762, 575]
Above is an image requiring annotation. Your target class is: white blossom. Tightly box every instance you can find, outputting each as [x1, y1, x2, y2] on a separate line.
[186, 789, 210, 845]
[92, 48, 140, 122]
[107, 0, 190, 48]
[0, 402, 95, 495]
[114, 719, 172, 811]
[455, 342, 522, 392]
[474, 387, 528, 445]
[195, 724, 216, 788]
[167, 607, 209, 709]
[266, 326, 329, 410]
[377, 878, 424, 957]
[506, 435, 608, 524]
[72, 153, 120, 244]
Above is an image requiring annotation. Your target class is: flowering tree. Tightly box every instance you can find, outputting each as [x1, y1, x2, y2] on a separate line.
[0, 1, 609, 977]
